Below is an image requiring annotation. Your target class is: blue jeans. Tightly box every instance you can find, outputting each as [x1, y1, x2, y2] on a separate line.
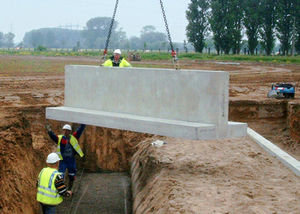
[40, 203, 56, 214]
[59, 158, 77, 180]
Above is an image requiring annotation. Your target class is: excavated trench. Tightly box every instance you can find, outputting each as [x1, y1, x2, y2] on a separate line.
[229, 99, 300, 160]
[1, 99, 300, 213]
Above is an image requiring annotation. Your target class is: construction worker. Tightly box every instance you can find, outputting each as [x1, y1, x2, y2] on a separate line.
[37, 152, 72, 214]
[102, 49, 132, 67]
[46, 124, 85, 190]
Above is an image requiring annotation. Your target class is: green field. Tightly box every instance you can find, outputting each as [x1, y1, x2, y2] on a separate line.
[0, 49, 300, 64]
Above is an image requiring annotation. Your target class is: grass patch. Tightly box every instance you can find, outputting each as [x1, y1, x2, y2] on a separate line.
[0, 49, 300, 64]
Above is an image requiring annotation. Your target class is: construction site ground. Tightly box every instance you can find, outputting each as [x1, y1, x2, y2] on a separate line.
[0, 55, 300, 213]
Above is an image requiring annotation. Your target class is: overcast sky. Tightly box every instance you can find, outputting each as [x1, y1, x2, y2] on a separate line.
[1, 0, 191, 43]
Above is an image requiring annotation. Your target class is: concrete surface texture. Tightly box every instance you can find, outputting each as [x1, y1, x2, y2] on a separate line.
[46, 65, 247, 139]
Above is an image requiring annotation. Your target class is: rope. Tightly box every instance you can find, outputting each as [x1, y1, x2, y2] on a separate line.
[159, 0, 180, 70]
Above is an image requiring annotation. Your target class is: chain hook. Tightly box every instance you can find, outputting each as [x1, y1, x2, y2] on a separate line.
[159, 0, 180, 70]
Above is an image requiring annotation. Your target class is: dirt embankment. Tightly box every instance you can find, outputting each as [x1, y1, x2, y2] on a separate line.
[0, 106, 150, 213]
[131, 138, 300, 214]
[0, 107, 52, 213]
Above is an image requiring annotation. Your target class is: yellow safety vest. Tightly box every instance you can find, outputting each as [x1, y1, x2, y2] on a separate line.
[36, 167, 63, 205]
[102, 58, 131, 67]
[57, 135, 84, 160]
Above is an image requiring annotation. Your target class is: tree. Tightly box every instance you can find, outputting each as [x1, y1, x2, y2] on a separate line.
[243, 0, 261, 55]
[0, 32, 4, 47]
[186, 0, 210, 53]
[210, 0, 227, 54]
[295, 0, 300, 53]
[3, 32, 15, 48]
[140, 25, 167, 50]
[183, 40, 188, 53]
[27, 31, 43, 48]
[45, 31, 56, 48]
[276, 0, 295, 55]
[140, 25, 156, 35]
[230, 0, 243, 54]
[211, 0, 239, 54]
[129, 36, 141, 50]
[82, 17, 117, 48]
[23, 28, 83, 48]
[259, 0, 277, 55]
[82, 17, 127, 49]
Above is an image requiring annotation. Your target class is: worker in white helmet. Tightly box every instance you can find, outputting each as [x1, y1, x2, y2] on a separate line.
[46, 124, 86, 191]
[102, 49, 132, 67]
[37, 152, 72, 214]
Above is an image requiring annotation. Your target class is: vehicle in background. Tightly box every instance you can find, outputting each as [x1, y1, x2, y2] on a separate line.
[267, 83, 295, 98]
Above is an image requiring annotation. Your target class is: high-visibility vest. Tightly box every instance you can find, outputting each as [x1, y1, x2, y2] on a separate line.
[102, 58, 131, 67]
[57, 135, 84, 160]
[36, 167, 63, 205]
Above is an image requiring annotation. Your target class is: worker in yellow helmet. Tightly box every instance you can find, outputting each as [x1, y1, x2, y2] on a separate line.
[102, 49, 132, 67]
[37, 152, 72, 214]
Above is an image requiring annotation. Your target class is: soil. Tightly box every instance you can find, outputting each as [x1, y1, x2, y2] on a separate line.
[131, 137, 300, 214]
[1, 55, 300, 213]
[56, 172, 132, 214]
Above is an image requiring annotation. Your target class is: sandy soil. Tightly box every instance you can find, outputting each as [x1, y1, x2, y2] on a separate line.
[132, 137, 300, 214]
[1, 55, 300, 213]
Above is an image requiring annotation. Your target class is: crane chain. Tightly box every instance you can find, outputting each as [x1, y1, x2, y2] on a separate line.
[159, 0, 180, 70]
[101, 0, 119, 63]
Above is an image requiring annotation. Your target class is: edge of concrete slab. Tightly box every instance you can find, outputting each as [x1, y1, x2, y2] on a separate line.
[46, 106, 247, 140]
[46, 106, 217, 140]
[247, 127, 300, 176]
[228, 121, 248, 138]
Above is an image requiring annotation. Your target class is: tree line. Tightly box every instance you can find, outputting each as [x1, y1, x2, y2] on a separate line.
[21, 17, 171, 51]
[186, 0, 300, 55]
[0, 32, 15, 48]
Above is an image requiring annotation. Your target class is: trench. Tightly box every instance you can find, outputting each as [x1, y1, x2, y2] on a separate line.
[1, 99, 300, 213]
[56, 173, 132, 214]
[229, 99, 300, 160]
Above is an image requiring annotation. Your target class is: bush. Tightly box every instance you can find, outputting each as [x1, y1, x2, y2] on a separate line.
[34, 45, 47, 52]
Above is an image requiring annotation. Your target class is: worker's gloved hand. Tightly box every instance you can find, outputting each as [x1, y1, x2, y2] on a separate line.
[45, 124, 52, 132]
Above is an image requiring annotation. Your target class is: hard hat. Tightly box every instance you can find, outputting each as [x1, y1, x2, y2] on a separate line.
[113, 49, 121, 55]
[62, 124, 72, 130]
[46, 153, 60, 164]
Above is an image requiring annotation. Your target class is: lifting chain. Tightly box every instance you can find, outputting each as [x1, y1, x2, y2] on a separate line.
[159, 0, 180, 70]
[101, 0, 119, 64]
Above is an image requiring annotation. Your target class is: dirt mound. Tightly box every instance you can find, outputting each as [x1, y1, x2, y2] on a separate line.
[131, 138, 300, 213]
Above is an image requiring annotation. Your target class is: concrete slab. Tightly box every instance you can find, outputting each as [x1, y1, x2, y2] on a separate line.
[46, 106, 247, 140]
[64, 66, 229, 137]
[46, 65, 247, 139]
[228, 121, 248, 138]
[247, 128, 300, 176]
[46, 106, 217, 140]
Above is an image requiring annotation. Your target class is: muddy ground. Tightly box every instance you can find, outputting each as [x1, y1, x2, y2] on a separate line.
[0, 55, 300, 213]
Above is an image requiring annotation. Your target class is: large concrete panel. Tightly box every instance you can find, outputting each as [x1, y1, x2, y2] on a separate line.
[46, 65, 246, 139]
[65, 66, 229, 137]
